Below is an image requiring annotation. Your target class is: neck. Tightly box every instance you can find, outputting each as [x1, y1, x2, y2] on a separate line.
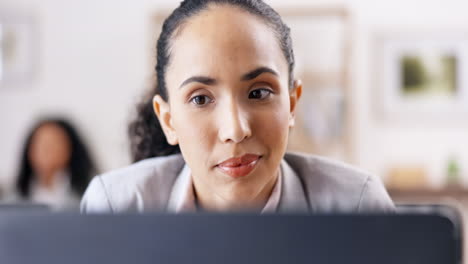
[37, 170, 58, 190]
[193, 170, 279, 212]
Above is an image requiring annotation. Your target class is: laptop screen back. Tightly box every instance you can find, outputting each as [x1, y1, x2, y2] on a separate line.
[0, 213, 461, 264]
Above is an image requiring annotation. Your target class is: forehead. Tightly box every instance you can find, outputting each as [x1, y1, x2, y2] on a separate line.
[34, 123, 68, 141]
[166, 5, 288, 86]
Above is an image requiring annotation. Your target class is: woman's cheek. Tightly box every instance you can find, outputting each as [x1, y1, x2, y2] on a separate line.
[175, 110, 216, 155]
[254, 107, 289, 150]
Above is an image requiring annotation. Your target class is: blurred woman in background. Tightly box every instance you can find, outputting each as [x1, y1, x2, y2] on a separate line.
[14, 118, 97, 210]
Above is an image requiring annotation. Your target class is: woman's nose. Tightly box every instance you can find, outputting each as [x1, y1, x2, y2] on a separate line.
[218, 102, 252, 144]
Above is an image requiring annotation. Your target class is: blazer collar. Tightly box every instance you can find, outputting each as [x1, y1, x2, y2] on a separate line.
[277, 159, 310, 213]
[166, 158, 309, 213]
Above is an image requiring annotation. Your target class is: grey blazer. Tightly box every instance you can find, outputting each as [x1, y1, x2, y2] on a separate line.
[81, 152, 395, 213]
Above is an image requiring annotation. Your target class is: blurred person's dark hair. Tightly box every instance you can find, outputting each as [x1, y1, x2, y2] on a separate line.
[15, 118, 98, 198]
[128, 0, 294, 162]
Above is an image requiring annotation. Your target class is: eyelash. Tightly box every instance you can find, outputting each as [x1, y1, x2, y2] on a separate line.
[189, 95, 214, 106]
[189, 88, 274, 107]
[248, 88, 273, 100]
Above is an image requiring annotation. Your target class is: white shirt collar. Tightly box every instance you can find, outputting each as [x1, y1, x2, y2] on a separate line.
[30, 170, 79, 210]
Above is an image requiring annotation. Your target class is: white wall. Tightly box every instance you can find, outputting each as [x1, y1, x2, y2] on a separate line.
[1, 0, 467, 191]
[350, 0, 468, 186]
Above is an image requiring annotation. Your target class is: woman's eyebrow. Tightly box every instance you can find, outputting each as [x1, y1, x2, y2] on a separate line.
[241, 66, 278, 81]
[179, 66, 277, 89]
[179, 76, 217, 89]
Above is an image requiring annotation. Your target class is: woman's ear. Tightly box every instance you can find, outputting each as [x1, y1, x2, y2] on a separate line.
[289, 79, 303, 128]
[153, 95, 179, 145]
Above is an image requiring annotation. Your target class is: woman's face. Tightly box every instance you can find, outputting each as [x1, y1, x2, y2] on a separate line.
[154, 5, 301, 208]
[29, 123, 72, 178]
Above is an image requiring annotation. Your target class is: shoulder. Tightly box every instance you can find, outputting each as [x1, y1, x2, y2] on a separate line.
[283, 152, 395, 213]
[80, 154, 185, 213]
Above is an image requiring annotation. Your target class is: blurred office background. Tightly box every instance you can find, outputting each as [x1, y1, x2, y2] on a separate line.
[1, 0, 468, 229]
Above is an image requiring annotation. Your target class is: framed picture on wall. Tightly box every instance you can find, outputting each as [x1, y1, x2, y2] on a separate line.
[0, 13, 37, 88]
[375, 31, 468, 120]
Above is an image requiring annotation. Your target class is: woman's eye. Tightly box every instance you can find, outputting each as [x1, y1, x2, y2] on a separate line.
[249, 88, 272, 100]
[190, 95, 212, 106]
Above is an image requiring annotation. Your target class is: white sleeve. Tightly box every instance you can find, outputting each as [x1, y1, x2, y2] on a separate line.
[357, 176, 395, 213]
[80, 176, 114, 213]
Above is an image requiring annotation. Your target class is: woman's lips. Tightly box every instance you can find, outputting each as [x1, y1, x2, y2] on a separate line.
[216, 154, 261, 178]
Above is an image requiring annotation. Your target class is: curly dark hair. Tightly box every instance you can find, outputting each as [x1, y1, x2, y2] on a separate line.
[128, 0, 295, 162]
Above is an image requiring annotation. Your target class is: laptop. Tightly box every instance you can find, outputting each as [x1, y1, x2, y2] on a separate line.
[0, 210, 461, 264]
[0, 202, 49, 211]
